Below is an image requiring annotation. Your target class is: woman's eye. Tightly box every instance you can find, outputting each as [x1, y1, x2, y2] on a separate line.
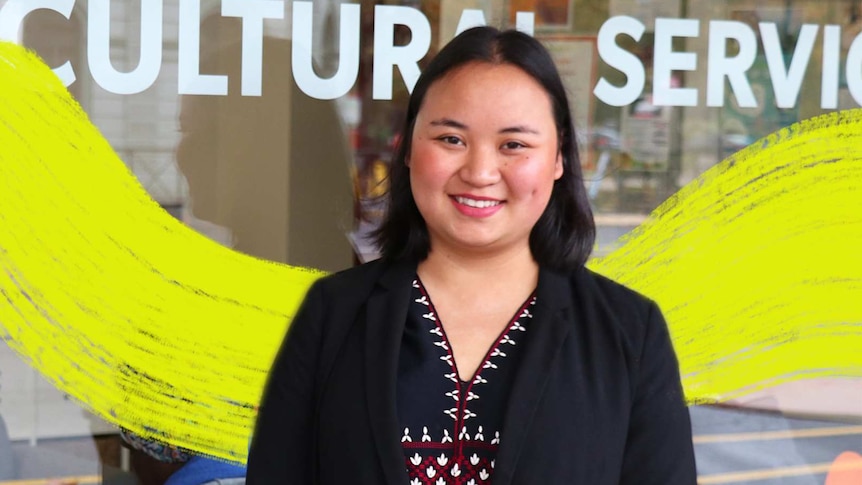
[439, 136, 463, 145]
[503, 141, 526, 150]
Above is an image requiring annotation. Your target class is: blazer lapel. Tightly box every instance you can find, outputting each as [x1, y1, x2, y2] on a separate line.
[493, 267, 574, 485]
[364, 261, 415, 485]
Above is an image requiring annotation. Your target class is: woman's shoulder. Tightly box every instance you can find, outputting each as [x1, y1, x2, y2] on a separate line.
[554, 266, 653, 308]
[304, 259, 379, 303]
[553, 267, 667, 353]
[311, 258, 412, 299]
[549, 266, 659, 332]
[320, 258, 387, 284]
[581, 267, 653, 306]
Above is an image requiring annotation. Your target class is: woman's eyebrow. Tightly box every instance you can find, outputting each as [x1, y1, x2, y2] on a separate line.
[499, 125, 540, 135]
[429, 118, 468, 129]
[429, 119, 540, 135]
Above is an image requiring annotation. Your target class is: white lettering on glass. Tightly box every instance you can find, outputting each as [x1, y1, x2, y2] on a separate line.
[222, 0, 284, 96]
[0, 0, 76, 85]
[706, 20, 757, 108]
[88, 0, 163, 95]
[515, 12, 535, 36]
[845, 30, 862, 106]
[292, 1, 360, 100]
[372, 5, 431, 100]
[653, 17, 699, 107]
[455, 9, 486, 36]
[593, 16, 646, 107]
[178, 0, 227, 95]
[760, 22, 818, 109]
[0, 3, 855, 108]
[821, 25, 841, 109]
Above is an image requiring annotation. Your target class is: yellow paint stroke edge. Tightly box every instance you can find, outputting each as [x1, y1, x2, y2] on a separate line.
[590, 108, 862, 404]
[0, 42, 861, 461]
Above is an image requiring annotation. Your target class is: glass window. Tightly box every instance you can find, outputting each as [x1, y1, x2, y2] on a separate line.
[1, 0, 859, 482]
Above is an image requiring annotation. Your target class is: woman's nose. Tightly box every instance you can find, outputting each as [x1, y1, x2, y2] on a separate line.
[458, 146, 501, 186]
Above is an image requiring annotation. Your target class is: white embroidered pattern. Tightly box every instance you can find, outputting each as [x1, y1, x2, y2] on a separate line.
[403, 280, 534, 485]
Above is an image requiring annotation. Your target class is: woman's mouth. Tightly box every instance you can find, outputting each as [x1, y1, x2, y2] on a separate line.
[452, 196, 502, 208]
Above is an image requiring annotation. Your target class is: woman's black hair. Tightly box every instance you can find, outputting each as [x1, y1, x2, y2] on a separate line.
[373, 26, 595, 269]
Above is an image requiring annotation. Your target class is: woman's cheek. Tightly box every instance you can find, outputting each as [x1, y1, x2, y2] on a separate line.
[507, 159, 557, 200]
[410, 142, 450, 183]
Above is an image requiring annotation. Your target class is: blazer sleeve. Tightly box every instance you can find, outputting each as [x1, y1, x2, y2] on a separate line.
[246, 280, 326, 483]
[619, 301, 697, 484]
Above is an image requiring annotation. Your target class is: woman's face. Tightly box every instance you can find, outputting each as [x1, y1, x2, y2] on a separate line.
[409, 61, 563, 259]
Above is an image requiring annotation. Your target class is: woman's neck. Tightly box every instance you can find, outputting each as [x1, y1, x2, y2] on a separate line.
[417, 244, 540, 298]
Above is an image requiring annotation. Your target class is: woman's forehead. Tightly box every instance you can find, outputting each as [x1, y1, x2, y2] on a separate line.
[430, 61, 535, 92]
[416, 63, 555, 128]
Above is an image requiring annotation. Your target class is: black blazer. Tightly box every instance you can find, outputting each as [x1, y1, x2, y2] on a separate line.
[247, 260, 696, 484]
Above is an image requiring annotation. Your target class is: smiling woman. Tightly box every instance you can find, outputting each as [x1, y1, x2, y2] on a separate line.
[246, 26, 696, 484]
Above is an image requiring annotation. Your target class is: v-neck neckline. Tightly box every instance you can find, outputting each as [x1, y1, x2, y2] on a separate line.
[366, 261, 577, 485]
[397, 276, 539, 483]
[414, 276, 536, 385]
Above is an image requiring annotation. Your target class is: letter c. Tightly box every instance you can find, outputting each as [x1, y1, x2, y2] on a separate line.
[0, 0, 77, 86]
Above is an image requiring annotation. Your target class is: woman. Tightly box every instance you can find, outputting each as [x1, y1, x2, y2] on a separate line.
[247, 26, 696, 484]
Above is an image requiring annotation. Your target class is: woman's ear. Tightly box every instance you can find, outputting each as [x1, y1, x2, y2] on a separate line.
[554, 152, 564, 180]
[554, 134, 565, 180]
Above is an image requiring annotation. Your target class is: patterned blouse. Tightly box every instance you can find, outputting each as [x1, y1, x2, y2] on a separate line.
[398, 278, 536, 485]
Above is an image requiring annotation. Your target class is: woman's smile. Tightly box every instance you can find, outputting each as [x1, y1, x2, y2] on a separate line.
[450, 194, 505, 217]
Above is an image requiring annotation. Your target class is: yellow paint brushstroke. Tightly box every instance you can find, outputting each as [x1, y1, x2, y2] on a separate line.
[0, 43, 323, 462]
[589, 110, 862, 404]
[0, 41, 860, 461]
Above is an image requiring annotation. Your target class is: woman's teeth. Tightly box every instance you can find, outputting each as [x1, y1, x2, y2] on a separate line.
[454, 196, 501, 208]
